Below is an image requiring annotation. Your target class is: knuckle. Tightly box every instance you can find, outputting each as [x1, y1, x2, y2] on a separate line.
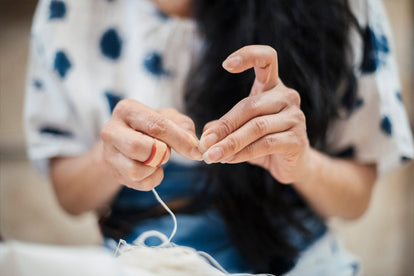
[242, 97, 260, 113]
[266, 46, 278, 59]
[253, 117, 269, 135]
[287, 131, 302, 149]
[297, 110, 306, 123]
[291, 109, 306, 125]
[113, 99, 132, 116]
[226, 135, 240, 152]
[286, 89, 301, 106]
[145, 116, 168, 137]
[263, 135, 276, 150]
[100, 124, 112, 142]
[218, 117, 236, 136]
[243, 143, 256, 159]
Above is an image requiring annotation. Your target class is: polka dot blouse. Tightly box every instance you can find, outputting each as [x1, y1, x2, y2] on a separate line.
[25, 0, 413, 175]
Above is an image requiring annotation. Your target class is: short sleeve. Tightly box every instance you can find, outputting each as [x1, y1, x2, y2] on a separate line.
[24, 1, 91, 174]
[326, 0, 414, 175]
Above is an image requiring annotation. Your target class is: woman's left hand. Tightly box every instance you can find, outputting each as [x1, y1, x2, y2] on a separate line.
[199, 45, 312, 184]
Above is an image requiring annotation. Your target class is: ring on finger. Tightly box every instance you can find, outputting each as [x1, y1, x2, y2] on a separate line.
[144, 139, 168, 167]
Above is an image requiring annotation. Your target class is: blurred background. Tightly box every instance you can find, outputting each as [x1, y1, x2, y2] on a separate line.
[0, 0, 413, 275]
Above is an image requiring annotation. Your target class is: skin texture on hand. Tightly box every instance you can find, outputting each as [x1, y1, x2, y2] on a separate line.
[50, 105, 203, 215]
[199, 45, 311, 184]
[100, 102, 202, 191]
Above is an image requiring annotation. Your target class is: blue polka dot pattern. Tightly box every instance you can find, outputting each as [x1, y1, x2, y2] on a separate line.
[155, 9, 169, 21]
[54, 50, 72, 79]
[104, 91, 123, 113]
[396, 91, 403, 103]
[49, 0, 66, 20]
[350, 262, 360, 276]
[40, 126, 73, 137]
[143, 52, 168, 76]
[380, 116, 392, 136]
[100, 29, 122, 60]
[33, 79, 43, 90]
[334, 146, 355, 158]
[361, 26, 390, 73]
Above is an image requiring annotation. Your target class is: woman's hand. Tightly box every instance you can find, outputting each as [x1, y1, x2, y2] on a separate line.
[100, 100, 202, 191]
[199, 45, 311, 184]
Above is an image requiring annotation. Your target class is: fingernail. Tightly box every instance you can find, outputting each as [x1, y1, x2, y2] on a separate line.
[203, 147, 223, 164]
[190, 147, 203, 161]
[199, 133, 218, 153]
[223, 55, 242, 70]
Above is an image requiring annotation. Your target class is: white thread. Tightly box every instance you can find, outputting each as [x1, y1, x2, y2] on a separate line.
[151, 188, 177, 246]
[197, 251, 228, 274]
[114, 239, 127, 257]
[114, 188, 273, 276]
[135, 230, 169, 246]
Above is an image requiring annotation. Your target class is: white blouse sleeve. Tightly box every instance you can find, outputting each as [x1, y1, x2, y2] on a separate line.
[326, 0, 414, 175]
[24, 1, 91, 174]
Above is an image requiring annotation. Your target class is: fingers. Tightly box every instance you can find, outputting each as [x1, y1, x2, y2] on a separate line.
[203, 120, 219, 133]
[200, 89, 300, 152]
[158, 108, 197, 135]
[114, 100, 202, 160]
[136, 168, 164, 191]
[101, 100, 203, 192]
[102, 144, 164, 190]
[225, 129, 307, 164]
[222, 45, 279, 94]
[202, 112, 295, 164]
[101, 120, 157, 162]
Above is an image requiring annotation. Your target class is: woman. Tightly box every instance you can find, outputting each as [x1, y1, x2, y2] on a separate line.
[25, 0, 413, 274]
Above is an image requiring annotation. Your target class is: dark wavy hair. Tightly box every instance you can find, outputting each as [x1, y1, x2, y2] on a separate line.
[185, 0, 360, 273]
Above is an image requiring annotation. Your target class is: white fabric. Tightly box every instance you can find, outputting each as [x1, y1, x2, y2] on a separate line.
[326, 0, 414, 175]
[0, 241, 218, 276]
[0, 241, 142, 276]
[0, 241, 264, 276]
[0, 232, 356, 276]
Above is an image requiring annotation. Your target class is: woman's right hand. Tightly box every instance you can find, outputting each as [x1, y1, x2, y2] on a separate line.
[100, 99, 202, 191]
